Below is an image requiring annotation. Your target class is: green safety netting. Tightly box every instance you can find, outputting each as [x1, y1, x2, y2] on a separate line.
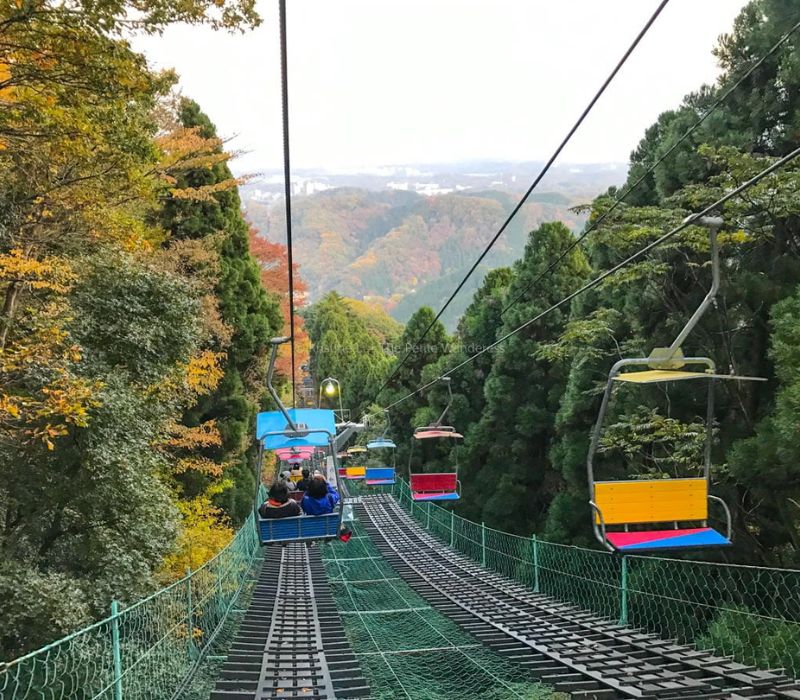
[4, 478, 800, 698]
[320, 525, 550, 700]
[0, 491, 265, 700]
[367, 478, 800, 679]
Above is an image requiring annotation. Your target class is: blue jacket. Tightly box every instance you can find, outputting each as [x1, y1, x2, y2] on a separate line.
[301, 483, 340, 516]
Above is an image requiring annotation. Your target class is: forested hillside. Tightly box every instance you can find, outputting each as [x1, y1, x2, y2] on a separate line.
[0, 0, 293, 656]
[308, 0, 800, 568]
[246, 188, 587, 328]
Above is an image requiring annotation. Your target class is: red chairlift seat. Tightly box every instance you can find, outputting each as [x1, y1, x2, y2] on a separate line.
[408, 379, 462, 502]
[410, 428, 462, 501]
[410, 472, 460, 501]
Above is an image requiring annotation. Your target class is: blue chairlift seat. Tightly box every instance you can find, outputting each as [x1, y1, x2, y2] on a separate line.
[365, 467, 396, 486]
[367, 438, 397, 450]
[258, 511, 341, 545]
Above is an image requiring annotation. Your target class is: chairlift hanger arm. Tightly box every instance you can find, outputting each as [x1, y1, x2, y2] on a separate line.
[431, 377, 454, 429]
[334, 422, 366, 451]
[665, 216, 722, 357]
[266, 336, 297, 433]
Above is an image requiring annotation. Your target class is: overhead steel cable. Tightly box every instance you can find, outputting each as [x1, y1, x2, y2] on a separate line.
[377, 144, 800, 414]
[499, 13, 800, 317]
[371, 0, 670, 402]
[279, 0, 297, 406]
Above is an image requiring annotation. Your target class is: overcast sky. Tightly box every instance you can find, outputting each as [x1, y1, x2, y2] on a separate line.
[134, 0, 749, 174]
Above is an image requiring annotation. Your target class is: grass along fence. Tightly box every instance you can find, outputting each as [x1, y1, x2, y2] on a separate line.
[0, 496, 263, 700]
[387, 478, 800, 679]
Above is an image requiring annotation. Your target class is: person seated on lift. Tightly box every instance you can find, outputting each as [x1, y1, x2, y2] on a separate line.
[279, 470, 297, 491]
[296, 468, 312, 492]
[259, 480, 301, 519]
[301, 473, 339, 516]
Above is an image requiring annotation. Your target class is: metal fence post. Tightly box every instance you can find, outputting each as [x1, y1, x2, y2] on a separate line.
[481, 522, 487, 568]
[619, 556, 629, 625]
[110, 600, 123, 700]
[186, 567, 195, 657]
[426, 502, 431, 530]
[450, 510, 455, 548]
[531, 534, 540, 593]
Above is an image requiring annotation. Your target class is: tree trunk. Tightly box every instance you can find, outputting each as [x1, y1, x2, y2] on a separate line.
[0, 280, 21, 350]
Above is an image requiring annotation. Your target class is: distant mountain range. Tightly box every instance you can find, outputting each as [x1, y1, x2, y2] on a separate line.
[241, 161, 626, 328]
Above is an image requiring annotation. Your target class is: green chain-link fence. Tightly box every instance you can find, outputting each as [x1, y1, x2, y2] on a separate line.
[376, 478, 800, 679]
[5, 479, 800, 698]
[0, 496, 263, 700]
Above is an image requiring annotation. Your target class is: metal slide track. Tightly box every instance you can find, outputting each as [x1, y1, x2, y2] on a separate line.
[211, 542, 369, 699]
[360, 495, 800, 700]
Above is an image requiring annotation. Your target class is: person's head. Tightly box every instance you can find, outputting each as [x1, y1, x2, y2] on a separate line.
[281, 470, 291, 481]
[307, 476, 328, 499]
[302, 468, 310, 479]
[269, 480, 289, 503]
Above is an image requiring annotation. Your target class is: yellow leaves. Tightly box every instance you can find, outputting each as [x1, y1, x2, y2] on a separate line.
[164, 419, 223, 449]
[174, 457, 226, 477]
[29, 424, 68, 451]
[0, 250, 76, 294]
[155, 126, 225, 169]
[184, 350, 225, 395]
[160, 418, 227, 476]
[154, 125, 247, 203]
[38, 375, 101, 428]
[719, 229, 750, 246]
[0, 281, 102, 450]
[159, 495, 234, 581]
[169, 178, 244, 202]
[0, 395, 21, 419]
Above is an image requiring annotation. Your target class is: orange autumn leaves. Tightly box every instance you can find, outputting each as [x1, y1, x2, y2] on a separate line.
[248, 228, 310, 389]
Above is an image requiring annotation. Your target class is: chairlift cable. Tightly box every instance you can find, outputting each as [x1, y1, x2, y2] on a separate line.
[500, 14, 800, 317]
[371, 0, 671, 402]
[279, 0, 297, 406]
[377, 144, 800, 414]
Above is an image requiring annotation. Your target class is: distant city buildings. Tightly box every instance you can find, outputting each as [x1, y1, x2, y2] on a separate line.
[387, 181, 457, 196]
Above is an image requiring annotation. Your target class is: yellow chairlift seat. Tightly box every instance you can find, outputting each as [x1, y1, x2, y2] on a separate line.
[614, 369, 766, 384]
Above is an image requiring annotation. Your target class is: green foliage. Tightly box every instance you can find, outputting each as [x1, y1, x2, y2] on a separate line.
[456, 222, 590, 531]
[624, 0, 800, 203]
[0, 563, 92, 657]
[380, 307, 450, 470]
[0, 0, 278, 657]
[0, 253, 193, 654]
[161, 99, 282, 524]
[306, 292, 393, 418]
[71, 251, 202, 384]
[599, 406, 708, 477]
[698, 605, 800, 674]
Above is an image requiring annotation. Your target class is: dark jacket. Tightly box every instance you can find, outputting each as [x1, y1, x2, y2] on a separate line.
[296, 478, 312, 492]
[301, 483, 340, 516]
[259, 498, 301, 519]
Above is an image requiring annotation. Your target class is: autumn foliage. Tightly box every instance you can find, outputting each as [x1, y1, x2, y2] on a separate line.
[249, 228, 310, 392]
[0, 0, 282, 656]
